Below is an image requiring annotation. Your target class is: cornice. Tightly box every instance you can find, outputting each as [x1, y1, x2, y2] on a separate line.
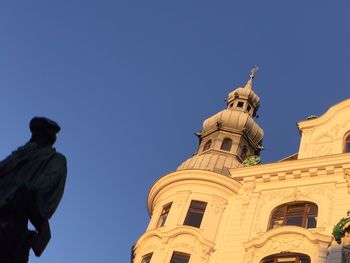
[244, 226, 332, 250]
[148, 169, 241, 214]
[229, 152, 350, 182]
[134, 226, 215, 250]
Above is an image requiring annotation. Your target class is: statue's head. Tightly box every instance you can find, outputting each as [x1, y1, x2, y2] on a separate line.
[29, 117, 61, 147]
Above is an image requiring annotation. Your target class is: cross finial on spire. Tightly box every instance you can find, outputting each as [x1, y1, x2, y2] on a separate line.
[244, 65, 259, 90]
[249, 65, 259, 80]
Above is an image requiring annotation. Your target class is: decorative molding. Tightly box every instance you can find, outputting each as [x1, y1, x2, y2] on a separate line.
[344, 169, 350, 194]
[239, 180, 256, 206]
[230, 152, 350, 182]
[210, 195, 227, 215]
[244, 227, 332, 263]
[148, 169, 241, 214]
[238, 179, 256, 226]
[175, 191, 191, 209]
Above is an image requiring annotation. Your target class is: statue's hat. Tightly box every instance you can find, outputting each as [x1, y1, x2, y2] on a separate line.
[30, 117, 61, 136]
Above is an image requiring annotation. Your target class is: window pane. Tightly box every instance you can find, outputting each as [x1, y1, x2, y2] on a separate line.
[271, 207, 285, 218]
[184, 201, 207, 228]
[141, 253, 153, 263]
[203, 140, 211, 151]
[191, 201, 206, 210]
[306, 204, 317, 214]
[286, 216, 303, 226]
[221, 138, 232, 151]
[157, 203, 172, 228]
[346, 143, 350, 153]
[158, 214, 167, 227]
[170, 252, 190, 263]
[184, 212, 203, 227]
[286, 204, 304, 214]
[306, 216, 317, 228]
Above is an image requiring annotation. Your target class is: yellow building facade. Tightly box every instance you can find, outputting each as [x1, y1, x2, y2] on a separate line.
[134, 71, 350, 263]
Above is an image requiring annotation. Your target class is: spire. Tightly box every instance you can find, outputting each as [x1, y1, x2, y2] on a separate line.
[244, 65, 259, 90]
[226, 66, 261, 117]
[177, 67, 264, 175]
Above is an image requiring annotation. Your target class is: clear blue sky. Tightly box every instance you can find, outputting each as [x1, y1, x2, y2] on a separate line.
[0, 1, 349, 262]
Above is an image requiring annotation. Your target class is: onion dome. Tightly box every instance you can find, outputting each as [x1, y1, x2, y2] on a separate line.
[202, 109, 263, 145]
[177, 67, 264, 175]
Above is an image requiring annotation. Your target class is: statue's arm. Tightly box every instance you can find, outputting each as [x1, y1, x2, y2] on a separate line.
[29, 153, 67, 227]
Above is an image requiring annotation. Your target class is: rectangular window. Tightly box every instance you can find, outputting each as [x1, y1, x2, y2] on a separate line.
[170, 252, 190, 263]
[237, 101, 244, 108]
[157, 203, 172, 228]
[183, 200, 207, 228]
[141, 253, 153, 263]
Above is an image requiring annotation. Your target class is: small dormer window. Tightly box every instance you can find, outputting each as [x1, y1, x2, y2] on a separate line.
[344, 133, 350, 153]
[221, 138, 232, 151]
[237, 101, 244, 108]
[246, 104, 251, 112]
[203, 140, 211, 151]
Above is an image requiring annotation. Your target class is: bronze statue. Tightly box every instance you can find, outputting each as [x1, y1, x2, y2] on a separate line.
[0, 117, 67, 263]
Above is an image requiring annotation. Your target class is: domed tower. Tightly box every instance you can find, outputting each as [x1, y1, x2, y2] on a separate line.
[178, 67, 264, 175]
[133, 68, 264, 263]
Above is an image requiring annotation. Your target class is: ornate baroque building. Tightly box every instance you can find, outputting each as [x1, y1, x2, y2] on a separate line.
[133, 70, 350, 263]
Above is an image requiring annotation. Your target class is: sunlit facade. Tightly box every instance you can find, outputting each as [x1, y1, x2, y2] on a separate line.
[133, 71, 350, 262]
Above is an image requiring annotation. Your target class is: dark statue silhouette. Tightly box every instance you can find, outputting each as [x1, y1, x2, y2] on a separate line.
[0, 117, 67, 263]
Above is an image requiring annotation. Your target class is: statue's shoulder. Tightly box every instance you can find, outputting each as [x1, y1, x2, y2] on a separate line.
[53, 152, 66, 161]
[49, 152, 67, 168]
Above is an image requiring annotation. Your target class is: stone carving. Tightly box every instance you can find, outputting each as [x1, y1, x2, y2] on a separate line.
[238, 180, 256, 225]
[210, 197, 227, 215]
[175, 191, 191, 209]
[240, 180, 256, 205]
[245, 232, 324, 263]
[174, 242, 194, 250]
[302, 128, 315, 153]
[266, 234, 305, 251]
[199, 246, 212, 262]
[311, 118, 350, 156]
[313, 141, 332, 156]
[344, 170, 350, 194]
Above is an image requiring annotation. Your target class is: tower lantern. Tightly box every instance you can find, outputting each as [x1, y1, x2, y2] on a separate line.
[177, 67, 264, 175]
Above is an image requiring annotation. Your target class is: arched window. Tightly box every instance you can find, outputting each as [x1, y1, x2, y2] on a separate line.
[268, 202, 318, 230]
[344, 133, 350, 153]
[261, 253, 310, 263]
[203, 140, 211, 151]
[220, 138, 232, 151]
